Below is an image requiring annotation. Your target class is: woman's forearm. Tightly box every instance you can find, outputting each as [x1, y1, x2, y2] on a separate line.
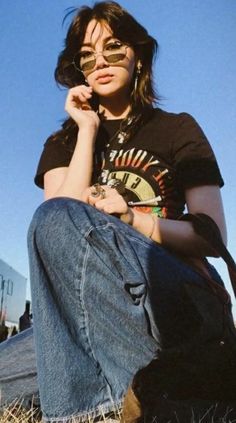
[50, 127, 97, 200]
[131, 210, 218, 257]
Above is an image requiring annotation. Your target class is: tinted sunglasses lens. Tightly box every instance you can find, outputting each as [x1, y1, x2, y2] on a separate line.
[81, 60, 96, 71]
[105, 52, 126, 63]
[73, 54, 96, 72]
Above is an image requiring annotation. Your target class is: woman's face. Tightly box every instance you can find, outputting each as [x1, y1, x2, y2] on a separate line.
[80, 19, 136, 99]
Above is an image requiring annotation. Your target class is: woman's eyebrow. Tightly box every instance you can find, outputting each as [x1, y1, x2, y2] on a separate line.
[81, 35, 115, 48]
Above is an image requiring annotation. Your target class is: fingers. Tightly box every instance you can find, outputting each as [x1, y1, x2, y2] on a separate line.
[88, 184, 106, 206]
[88, 184, 128, 215]
[65, 85, 93, 113]
[91, 183, 106, 199]
[88, 184, 111, 207]
[64, 85, 100, 128]
[95, 198, 128, 215]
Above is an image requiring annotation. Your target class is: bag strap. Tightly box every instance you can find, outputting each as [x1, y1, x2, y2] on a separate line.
[181, 213, 236, 299]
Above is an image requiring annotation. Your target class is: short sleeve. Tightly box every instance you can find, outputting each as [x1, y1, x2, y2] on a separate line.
[173, 113, 224, 190]
[34, 138, 73, 189]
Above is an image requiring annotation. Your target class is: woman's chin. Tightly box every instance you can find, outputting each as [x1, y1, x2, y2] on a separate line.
[95, 84, 129, 100]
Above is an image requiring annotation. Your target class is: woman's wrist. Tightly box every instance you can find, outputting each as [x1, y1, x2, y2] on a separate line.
[148, 214, 156, 239]
[120, 207, 134, 225]
[132, 210, 161, 241]
[77, 125, 98, 140]
[120, 208, 161, 242]
[76, 126, 98, 151]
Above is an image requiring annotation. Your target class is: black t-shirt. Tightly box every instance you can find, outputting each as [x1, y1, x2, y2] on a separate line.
[35, 108, 223, 219]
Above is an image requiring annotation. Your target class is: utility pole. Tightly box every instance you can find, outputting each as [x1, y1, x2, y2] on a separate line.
[0, 274, 5, 324]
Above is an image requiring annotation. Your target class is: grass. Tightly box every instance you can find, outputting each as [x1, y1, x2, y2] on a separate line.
[0, 401, 122, 423]
[1, 402, 236, 423]
[0, 400, 42, 423]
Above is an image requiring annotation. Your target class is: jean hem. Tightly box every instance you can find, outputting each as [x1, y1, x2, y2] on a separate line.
[42, 399, 123, 422]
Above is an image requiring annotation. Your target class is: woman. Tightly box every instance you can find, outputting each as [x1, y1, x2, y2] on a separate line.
[28, 1, 226, 422]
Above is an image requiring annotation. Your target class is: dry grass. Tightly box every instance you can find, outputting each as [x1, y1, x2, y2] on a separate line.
[0, 400, 42, 423]
[1, 402, 227, 423]
[2, 402, 236, 423]
[0, 401, 122, 423]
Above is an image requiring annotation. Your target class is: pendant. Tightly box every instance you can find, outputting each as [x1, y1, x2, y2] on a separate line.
[117, 131, 126, 143]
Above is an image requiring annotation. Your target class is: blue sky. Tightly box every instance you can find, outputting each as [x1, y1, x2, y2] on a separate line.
[0, 1, 236, 313]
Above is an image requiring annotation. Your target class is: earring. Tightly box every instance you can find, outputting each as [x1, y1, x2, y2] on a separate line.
[134, 61, 142, 92]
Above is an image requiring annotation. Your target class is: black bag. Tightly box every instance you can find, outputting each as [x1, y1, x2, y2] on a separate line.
[122, 214, 236, 423]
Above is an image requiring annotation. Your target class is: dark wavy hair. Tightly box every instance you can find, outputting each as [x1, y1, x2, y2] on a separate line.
[50, 1, 159, 145]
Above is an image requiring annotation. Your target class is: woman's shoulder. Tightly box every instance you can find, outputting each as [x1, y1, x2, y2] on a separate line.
[43, 118, 77, 150]
[150, 108, 207, 139]
[152, 108, 197, 125]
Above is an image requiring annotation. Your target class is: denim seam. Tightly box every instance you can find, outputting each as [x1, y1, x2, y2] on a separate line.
[79, 239, 115, 405]
[86, 220, 157, 250]
[84, 220, 154, 264]
[84, 224, 128, 282]
[42, 398, 123, 422]
[83, 217, 156, 249]
[0, 371, 37, 382]
[84, 222, 114, 237]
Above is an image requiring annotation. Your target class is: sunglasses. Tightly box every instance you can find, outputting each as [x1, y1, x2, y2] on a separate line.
[73, 41, 128, 73]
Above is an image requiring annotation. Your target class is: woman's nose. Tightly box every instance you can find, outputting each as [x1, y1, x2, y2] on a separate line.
[95, 52, 109, 69]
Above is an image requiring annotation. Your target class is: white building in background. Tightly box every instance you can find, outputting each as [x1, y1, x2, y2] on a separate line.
[0, 258, 27, 326]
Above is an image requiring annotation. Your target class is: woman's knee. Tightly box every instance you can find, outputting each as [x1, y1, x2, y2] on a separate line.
[27, 197, 90, 247]
[27, 197, 113, 252]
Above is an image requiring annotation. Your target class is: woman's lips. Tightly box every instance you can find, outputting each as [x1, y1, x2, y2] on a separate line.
[96, 74, 113, 83]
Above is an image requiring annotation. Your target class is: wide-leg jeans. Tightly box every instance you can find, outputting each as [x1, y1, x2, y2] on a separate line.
[27, 198, 222, 422]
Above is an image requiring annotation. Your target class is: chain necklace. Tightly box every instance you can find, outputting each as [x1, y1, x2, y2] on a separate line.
[103, 114, 140, 147]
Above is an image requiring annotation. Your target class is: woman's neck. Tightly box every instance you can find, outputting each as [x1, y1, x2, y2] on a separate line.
[98, 96, 131, 120]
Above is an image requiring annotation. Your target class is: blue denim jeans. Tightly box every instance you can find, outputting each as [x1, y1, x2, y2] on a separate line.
[0, 327, 39, 408]
[27, 198, 222, 422]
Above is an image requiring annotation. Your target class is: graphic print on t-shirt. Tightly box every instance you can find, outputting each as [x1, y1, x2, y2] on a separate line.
[97, 146, 181, 219]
